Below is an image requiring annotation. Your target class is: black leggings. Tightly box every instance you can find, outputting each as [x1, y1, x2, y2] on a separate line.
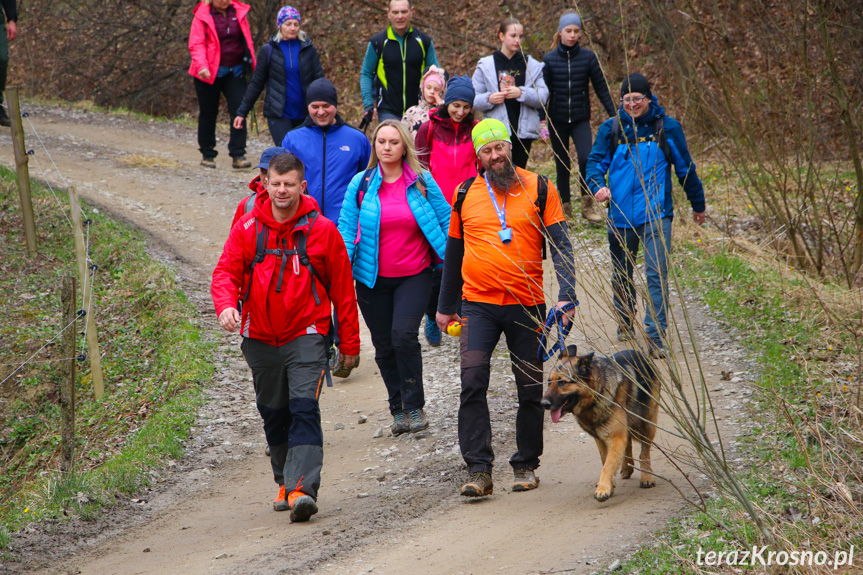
[194, 74, 248, 159]
[510, 137, 534, 170]
[548, 119, 593, 204]
[355, 270, 431, 415]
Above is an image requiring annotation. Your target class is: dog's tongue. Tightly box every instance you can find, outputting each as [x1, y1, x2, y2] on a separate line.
[550, 407, 562, 424]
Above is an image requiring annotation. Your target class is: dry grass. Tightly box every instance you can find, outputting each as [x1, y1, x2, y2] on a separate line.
[116, 154, 181, 170]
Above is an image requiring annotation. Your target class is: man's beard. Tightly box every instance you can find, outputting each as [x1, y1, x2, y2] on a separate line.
[485, 159, 518, 191]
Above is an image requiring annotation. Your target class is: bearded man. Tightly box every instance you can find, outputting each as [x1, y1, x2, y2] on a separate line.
[436, 118, 578, 498]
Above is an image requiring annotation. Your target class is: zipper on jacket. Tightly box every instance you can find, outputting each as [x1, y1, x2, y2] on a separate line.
[321, 129, 327, 214]
[567, 51, 572, 124]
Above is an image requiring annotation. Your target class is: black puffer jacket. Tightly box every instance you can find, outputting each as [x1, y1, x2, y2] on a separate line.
[541, 42, 615, 124]
[237, 33, 324, 120]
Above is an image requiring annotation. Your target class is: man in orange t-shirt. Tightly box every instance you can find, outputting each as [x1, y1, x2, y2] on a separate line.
[436, 119, 577, 498]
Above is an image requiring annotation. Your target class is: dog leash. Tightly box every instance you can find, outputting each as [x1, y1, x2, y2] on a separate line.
[538, 302, 577, 361]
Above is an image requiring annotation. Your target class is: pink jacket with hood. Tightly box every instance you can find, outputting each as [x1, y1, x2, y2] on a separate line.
[188, 1, 256, 84]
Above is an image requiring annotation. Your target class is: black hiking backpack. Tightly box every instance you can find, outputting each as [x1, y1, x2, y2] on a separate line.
[609, 116, 673, 166]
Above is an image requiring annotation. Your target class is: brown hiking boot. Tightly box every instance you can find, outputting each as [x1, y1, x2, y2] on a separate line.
[460, 472, 493, 497]
[391, 411, 410, 436]
[200, 157, 216, 169]
[232, 155, 252, 169]
[512, 468, 540, 492]
[580, 195, 603, 226]
[408, 408, 429, 433]
[562, 201, 573, 218]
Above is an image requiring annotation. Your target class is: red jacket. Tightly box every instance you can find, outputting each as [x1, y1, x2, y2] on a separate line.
[232, 175, 266, 228]
[188, 1, 256, 84]
[416, 111, 479, 204]
[212, 193, 360, 354]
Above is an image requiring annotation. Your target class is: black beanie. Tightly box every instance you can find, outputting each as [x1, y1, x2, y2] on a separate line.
[621, 73, 651, 99]
[306, 78, 338, 106]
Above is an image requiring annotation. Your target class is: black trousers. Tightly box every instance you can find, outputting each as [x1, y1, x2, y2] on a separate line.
[549, 119, 593, 204]
[356, 270, 431, 415]
[458, 300, 546, 474]
[194, 75, 248, 159]
[267, 116, 302, 147]
[510, 137, 534, 169]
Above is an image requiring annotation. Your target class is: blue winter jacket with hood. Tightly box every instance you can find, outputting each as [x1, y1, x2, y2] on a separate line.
[586, 97, 705, 228]
[337, 163, 450, 289]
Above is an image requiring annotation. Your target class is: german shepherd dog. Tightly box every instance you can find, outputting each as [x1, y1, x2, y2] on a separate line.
[541, 345, 661, 502]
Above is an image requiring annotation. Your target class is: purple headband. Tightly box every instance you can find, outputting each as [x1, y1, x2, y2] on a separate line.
[277, 6, 301, 28]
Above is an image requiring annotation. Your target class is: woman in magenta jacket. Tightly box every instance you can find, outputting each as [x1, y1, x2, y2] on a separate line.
[188, 0, 256, 169]
[414, 75, 476, 345]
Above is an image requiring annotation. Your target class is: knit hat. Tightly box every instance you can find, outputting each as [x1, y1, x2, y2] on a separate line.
[558, 12, 582, 32]
[255, 147, 290, 170]
[306, 78, 338, 106]
[472, 118, 511, 154]
[444, 75, 475, 107]
[277, 6, 301, 28]
[621, 73, 651, 99]
[422, 65, 446, 90]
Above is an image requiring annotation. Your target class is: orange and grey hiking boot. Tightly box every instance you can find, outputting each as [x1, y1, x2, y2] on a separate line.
[273, 485, 289, 512]
[512, 468, 540, 492]
[460, 472, 493, 497]
[287, 490, 318, 523]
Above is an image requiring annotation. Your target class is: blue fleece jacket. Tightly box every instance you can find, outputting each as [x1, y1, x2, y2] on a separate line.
[586, 97, 705, 228]
[281, 116, 372, 222]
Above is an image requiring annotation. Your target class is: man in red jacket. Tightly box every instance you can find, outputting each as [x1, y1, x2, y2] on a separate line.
[212, 153, 360, 522]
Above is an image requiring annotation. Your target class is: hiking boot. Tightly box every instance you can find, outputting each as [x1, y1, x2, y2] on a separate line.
[580, 195, 603, 226]
[200, 157, 216, 169]
[265, 444, 271, 456]
[562, 201, 573, 218]
[287, 490, 318, 523]
[460, 472, 493, 497]
[232, 155, 252, 169]
[391, 411, 410, 436]
[617, 326, 635, 342]
[408, 408, 429, 433]
[331, 349, 358, 378]
[0, 106, 10, 128]
[273, 485, 289, 511]
[512, 468, 540, 492]
[648, 340, 667, 359]
[424, 315, 441, 347]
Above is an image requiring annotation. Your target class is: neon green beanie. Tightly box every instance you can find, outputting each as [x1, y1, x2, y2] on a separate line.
[471, 118, 511, 154]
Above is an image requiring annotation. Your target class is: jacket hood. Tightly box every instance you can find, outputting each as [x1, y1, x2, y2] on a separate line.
[429, 109, 474, 137]
[252, 190, 320, 230]
[618, 95, 666, 127]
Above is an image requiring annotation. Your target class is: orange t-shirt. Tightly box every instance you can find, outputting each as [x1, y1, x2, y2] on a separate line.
[449, 167, 566, 306]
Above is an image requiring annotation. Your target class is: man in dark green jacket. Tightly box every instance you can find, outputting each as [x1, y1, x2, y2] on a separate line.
[360, 0, 438, 123]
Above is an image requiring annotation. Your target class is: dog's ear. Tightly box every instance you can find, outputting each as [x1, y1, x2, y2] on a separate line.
[559, 344, 577, 359]
[576, 352, 594, 376]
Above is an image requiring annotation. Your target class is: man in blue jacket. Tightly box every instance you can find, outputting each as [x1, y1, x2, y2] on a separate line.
[281, 78, 371, 224]
[586, 73, 705, 358]
[281, 78, 371, 377]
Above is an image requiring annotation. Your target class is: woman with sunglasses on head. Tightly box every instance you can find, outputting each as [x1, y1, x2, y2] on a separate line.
[338, 120, 451, 436]
[540, 11, 615, 222]
[471, 18, 548, 169]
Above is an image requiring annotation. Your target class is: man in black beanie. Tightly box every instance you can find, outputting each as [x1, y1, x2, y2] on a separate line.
[585, 72, 706, 358]
[280, 78, 371, 378]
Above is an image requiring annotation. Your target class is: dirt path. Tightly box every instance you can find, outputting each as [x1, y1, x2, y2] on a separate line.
[0, 105, 750, 575]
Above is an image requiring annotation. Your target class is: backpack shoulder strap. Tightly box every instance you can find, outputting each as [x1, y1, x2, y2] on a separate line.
[294, 211, 329, 307]
[243, 192, 256, 215]
[609, 116, 621, 160]
[243, 221, 269, 303]
[266, 42, 273, 65]
[535, 174, 548, 222]
[653, 117, 673, 167]
[356, 167, 376, 209]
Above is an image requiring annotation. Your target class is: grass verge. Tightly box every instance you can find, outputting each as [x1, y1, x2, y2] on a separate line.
[620, 233, 863, 573]
[0, 165, 214, 545]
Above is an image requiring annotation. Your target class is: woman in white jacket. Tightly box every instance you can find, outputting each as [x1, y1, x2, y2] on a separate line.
[472, 18, 548, 169]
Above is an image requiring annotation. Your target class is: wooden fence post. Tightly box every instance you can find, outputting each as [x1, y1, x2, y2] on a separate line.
[67, 185, 105, 399]
[8, 87, 36, 257]
[61, 277, 77, 473]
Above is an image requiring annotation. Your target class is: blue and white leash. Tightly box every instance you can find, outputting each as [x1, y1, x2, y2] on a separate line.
[538, 302, 578, 361]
